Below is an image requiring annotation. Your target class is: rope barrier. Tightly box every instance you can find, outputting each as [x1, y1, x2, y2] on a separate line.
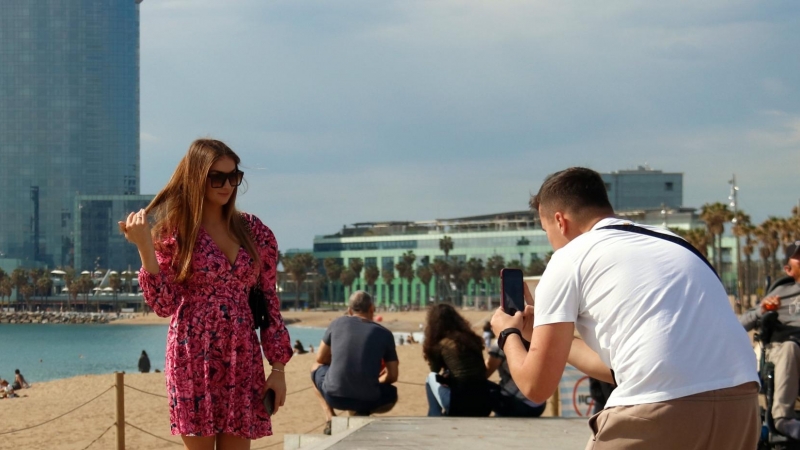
[79, 422, 116, 450]
[124, 383, 169, 398]
[0, 385, 115, 436]
[125, 421, 183, 446]
[286, 385, 313, 396]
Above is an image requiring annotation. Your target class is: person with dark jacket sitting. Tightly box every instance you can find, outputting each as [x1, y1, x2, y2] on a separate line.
[138, 350, 151, 373]
[424, 303, 490, 417]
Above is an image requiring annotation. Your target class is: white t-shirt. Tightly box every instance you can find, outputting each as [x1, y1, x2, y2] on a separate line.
[534, 217, 758, 408]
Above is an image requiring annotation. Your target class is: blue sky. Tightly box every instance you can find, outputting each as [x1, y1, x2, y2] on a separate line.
[139, 1, 800, 250]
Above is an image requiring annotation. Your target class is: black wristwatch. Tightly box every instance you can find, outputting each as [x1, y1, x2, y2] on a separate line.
[497, 328, 522, 351]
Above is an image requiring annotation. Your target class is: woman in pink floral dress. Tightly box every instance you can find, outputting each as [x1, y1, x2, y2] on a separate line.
[119, 139, 292, 449]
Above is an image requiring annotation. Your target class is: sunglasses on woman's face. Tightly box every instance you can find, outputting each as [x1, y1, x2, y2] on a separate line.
[207, 170, 244, 188]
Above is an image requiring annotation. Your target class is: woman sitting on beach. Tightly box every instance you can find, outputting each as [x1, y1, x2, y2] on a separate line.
[423, 303, 491, 417]
[293, 340, 308, 354]
[120, 139, 292, 449]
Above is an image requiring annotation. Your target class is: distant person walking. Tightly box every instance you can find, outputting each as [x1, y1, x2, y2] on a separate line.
[120, 139, 292, 449]
[138, 350, 151, 373]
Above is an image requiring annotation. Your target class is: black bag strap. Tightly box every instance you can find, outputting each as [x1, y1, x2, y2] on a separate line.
[598, 223, 719, 280]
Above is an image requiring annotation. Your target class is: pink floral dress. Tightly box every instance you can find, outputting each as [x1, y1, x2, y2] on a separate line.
[139, 213, 292, 439]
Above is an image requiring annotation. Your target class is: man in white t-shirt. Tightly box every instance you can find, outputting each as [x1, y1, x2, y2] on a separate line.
[491, 167, 759, 450]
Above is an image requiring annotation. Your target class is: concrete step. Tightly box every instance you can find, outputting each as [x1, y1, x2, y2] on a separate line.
[283, 433, 329, 450]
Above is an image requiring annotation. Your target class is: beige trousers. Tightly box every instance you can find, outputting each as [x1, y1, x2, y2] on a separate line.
[767, 340, 800, 422]
[584, 382, 759, 450]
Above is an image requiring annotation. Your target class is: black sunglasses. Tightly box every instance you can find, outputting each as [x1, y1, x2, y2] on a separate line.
[207, 170, 244, 188]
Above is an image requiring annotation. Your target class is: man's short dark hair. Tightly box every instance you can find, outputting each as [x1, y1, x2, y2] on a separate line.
[530, 167, 614, 216]
[349, 290, 374, 313]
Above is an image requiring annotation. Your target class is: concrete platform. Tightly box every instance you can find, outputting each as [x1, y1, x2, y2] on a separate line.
[295, 417, 591, 450]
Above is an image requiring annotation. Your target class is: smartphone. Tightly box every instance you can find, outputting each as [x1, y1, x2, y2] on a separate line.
[263, 389, 276, 415]
[501, 268, 526, 316]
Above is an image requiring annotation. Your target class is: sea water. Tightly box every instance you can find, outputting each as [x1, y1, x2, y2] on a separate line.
[1, 324, 326, 383]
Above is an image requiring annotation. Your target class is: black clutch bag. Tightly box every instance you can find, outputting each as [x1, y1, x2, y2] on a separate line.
[242, 213, 270, 330]
[249, 283, 270, 330]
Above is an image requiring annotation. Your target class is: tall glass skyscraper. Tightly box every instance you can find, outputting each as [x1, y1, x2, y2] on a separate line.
[0, 1, 140, 267]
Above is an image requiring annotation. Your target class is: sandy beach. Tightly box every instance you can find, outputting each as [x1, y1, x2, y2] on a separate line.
[112, 308, 497, 333]
[1, 310, 557, 450]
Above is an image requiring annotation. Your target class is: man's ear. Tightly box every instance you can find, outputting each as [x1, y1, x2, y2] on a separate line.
[554, 212, 568, 236]
[347, 307, 353, 316]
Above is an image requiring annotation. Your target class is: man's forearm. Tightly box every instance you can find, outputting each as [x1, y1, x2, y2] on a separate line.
[568, 338, 614, 384]
[504, 323, 573, 404]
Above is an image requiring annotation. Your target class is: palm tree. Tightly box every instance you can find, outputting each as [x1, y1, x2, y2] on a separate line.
[323, 258, 343, 304]
[77, 274, 94, 310]
[395, 251, 416, 306]
[349, 258, 364, 292]
[20, 284, 34, 311]
[36, 276, 53, 306]
[109, 272, 121, 305]
[506, 260, 523, 270]
[431, 259, 450, 302]
[524, 254, 546, 276]
[0, 278, 11, 309]
[731, 211, 752, 307]
[761, 218, 783, 281]
[283, 253, 316, 310]
[363, 266, 379, 298]
[339, 269, 356, 301]
[700, 202, 733, 274]
[439, 236, 454, 260]
[671, 227, 712, 258]
[0, 268, 6, 309]
[64, 267, 76, 311]
[466, 258, 485, 301]
[381, 267, 395, 306]
[416, 265, 433, 308]
[485, 255, 505, 299]
[450, 260, 469, 306]
[10, 268, 28, 309]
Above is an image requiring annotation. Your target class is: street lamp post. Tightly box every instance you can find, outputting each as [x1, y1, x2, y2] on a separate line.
[729, 175, 743, 313]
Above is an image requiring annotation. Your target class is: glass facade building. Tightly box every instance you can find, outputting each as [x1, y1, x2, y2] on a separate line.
[0, 1, 140, 267]
[73, 195, 152, 271]
[602, 167, 683, 211]
[311, 210, 733, 306]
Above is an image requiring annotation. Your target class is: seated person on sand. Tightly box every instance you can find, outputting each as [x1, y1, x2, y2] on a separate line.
[293, 340, 308, 354]
[485, 342, 545, 417]
[311, 290, 398, 435]
[12, 369, 30, 390]
[424, 303, 491, 417]
[0, 379, 17, 398]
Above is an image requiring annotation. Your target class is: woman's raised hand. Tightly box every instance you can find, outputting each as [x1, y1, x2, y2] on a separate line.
[118, 209, 153, 249]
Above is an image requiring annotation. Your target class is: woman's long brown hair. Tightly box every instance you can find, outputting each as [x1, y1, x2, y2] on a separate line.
[145, 139, 261, 283]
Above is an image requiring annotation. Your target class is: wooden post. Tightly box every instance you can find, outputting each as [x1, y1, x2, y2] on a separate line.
[115, 371, 125, 450]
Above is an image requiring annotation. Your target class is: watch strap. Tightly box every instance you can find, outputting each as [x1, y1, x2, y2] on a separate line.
[498, 328, 522, 351]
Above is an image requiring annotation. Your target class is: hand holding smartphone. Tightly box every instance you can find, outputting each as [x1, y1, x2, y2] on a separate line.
[500, 268, 526, 316]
